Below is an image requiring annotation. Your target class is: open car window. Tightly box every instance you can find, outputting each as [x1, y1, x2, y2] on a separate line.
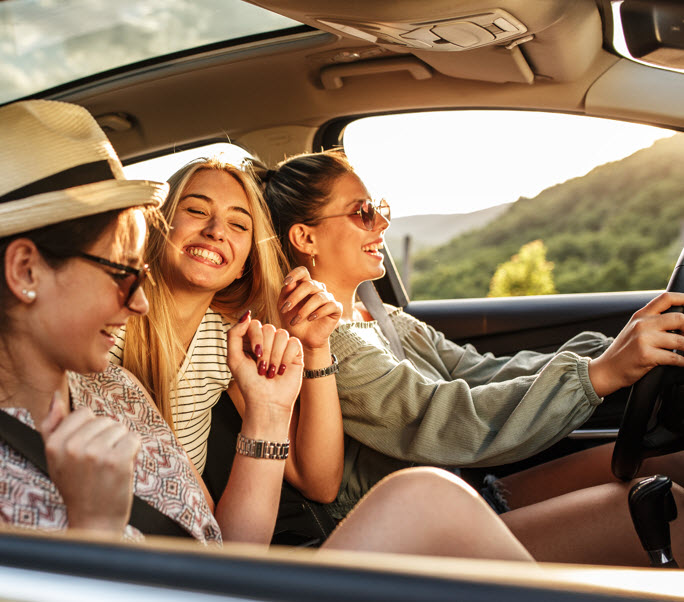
[343, 111, 683, 300]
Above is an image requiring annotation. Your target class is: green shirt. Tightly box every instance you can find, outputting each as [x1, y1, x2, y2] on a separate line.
[328, 306, 611, 519]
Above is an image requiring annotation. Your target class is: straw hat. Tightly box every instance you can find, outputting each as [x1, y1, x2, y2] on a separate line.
[0, 100, 168, 238]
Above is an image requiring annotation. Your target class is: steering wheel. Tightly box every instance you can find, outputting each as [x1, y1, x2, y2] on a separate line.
[612, 247, 684, 481]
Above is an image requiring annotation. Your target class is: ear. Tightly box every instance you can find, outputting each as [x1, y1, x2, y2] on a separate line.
[4, 238, 43, 304]
[288, 223, 316, 258]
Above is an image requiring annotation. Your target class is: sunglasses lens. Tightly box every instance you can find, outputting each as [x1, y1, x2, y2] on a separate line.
[124, 267, 149, 307]
[360, 201, 376, 230]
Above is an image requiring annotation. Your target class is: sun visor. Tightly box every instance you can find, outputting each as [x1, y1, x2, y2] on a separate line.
[586, 59, 684, 126]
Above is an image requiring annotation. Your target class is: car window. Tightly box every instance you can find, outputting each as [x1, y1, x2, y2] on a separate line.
[0, 0, 303, 104]
[343, 111, 683, 300]
[122, 142, 254, 182]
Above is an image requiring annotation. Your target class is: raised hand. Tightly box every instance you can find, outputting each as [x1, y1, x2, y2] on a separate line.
[278, 266, 342, 351]
[589, 291, 684, 397]
[39, 391, 140, 535]
[227, 311, 304, 422]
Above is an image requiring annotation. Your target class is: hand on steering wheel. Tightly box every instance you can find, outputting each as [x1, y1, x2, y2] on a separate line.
[612, 249, 684, 480]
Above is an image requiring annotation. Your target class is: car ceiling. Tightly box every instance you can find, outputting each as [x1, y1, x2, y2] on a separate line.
[47, 0, 684, 166]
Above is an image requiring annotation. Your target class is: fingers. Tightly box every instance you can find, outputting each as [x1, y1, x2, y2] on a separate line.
[252, 325, 291, 378]
[282, 266, 312, 290]
[265, 329, 289, 378]
[230, 310, 303, 380]
[253, 322, 275, 376]
[279, 275, 334, 324]
[227, 310, 252, 363]
[638, 292, 684, 316]
[650, 347, 684, 369]
[298, 292, 341, 323]
[281, 335, 304, 368]
[42, 407, 97, 453]
[43, 408, 131, 464]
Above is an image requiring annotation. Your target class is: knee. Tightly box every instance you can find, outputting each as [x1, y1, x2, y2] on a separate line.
[369, 467, 483, 510]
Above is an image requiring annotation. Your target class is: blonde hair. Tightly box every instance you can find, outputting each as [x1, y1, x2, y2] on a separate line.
[122, 157, 287, 429]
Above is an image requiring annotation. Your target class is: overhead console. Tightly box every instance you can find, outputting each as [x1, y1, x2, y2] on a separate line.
[317, 9, 528, 52]
[249, 0, 605, 84]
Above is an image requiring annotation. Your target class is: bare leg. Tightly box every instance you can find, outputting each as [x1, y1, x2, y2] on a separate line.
[502, 480, 684, 566]
[500, 443, 684, 509]
[322, 467, 532, 562]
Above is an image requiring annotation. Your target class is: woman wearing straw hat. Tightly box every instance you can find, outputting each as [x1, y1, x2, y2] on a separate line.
[0, 99, 305, 542]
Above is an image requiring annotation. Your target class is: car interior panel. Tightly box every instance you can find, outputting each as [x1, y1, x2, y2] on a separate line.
[5, 0, 684, 597]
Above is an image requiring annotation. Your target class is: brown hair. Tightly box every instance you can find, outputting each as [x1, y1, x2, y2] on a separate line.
[258, 150, 354, 268]
[0, 207, 154, 334]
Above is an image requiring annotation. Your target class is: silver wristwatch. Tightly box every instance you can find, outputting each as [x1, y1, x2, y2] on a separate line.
[236, 433, 290, 460]
[303, 353, 339, 379]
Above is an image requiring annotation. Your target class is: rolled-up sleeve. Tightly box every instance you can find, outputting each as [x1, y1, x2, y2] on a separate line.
[332, 313, 611, 468]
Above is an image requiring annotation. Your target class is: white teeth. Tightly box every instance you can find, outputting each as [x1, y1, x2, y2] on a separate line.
[187, 247, 222, 265]
[362, 242, 384, 253]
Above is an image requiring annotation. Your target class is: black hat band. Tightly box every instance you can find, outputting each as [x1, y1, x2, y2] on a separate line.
[0, 160, 116, 204]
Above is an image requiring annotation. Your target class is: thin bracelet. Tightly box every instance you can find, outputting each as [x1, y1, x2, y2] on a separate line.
[303, 353, 339, 379]
[236, 432, 290, 459]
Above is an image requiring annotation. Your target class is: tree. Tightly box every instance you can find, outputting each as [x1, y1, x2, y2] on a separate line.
[488, 240, 557, 297]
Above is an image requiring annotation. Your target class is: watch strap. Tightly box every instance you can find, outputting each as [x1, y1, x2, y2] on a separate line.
[236, 432, 290, 459]
[303, 353, 339, 379]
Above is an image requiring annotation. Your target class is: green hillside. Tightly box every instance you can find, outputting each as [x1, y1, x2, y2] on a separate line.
[410, 133, 684, 300]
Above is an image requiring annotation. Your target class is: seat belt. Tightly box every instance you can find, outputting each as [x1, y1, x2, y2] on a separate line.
[0, 409, 193, 539]
[357, 280, 406, 361]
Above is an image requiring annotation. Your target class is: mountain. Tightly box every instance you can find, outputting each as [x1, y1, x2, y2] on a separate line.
[386, 203, 512, 255]
[406, 133, 684, 300]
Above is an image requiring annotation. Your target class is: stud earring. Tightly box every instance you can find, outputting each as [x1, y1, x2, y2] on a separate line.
[22, 289, 36, 301]
[310, 253, 316, 268]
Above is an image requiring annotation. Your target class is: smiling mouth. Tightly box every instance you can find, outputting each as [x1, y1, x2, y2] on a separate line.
[185, 246, 224, 265]
[362, 242, 384, 254]
[101, 325, 122, 345]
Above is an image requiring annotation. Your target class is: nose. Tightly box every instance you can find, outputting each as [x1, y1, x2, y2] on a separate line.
[127, 286, 150, 316]
[375, 213, 390, 233]
[203, 215, 226, 241]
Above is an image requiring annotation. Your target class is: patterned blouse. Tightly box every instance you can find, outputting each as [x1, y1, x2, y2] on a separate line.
[0, 364, 221, 543]
[110, 308, 233, 474]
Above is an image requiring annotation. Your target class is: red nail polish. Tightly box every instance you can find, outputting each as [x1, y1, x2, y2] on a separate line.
[254, 344, 263, 358]
[258, 360, 267, 375]
[267, 364, 276, 379]
[239, 310, 250, 323]
[278, 364, 286, 375]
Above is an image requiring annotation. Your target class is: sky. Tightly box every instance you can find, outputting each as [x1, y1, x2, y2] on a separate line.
[123, 110, 676, 219]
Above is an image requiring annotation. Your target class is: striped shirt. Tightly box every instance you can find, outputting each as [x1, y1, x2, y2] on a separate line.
[110, 308, 233, 474]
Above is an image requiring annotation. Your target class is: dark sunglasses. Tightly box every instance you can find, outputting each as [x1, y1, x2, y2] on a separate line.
[78, 253, 153, 309]
[318, 199, 391, 231]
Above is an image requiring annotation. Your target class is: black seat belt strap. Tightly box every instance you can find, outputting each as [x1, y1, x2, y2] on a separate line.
[0, 409, 192, 538]
[357, 280, 406, 361]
